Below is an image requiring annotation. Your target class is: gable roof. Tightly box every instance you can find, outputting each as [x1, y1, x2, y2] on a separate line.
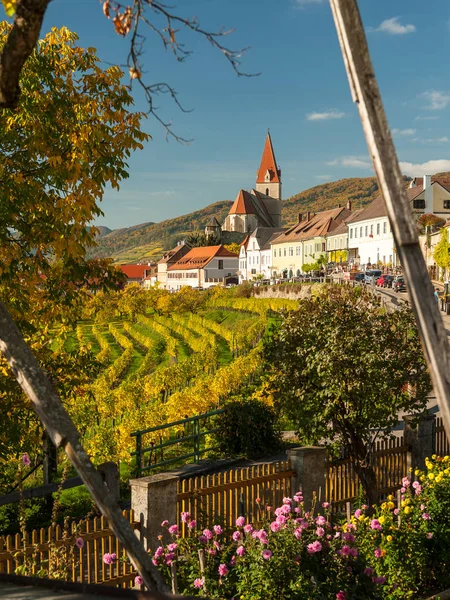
[271, 207, 351, 244]
[247, 227, 287, 251]
[168, 245, 238, 271]
[119, 264, 150, 280]
[227, 189, 275, 227]
[256, 132, 280, 184]
[157, 244, 188, 265]
[350, 186, 423, 223]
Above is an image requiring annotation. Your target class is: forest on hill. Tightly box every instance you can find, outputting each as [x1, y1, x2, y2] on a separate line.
[88, 176, 399, 263]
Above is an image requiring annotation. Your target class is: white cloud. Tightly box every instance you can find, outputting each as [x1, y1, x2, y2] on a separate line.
[392, 128, 416, 136]
[399, 159, 450, 177]
[422, 90, 450, 110]
[326, 156, 372, 170]
[316, 175, 331, 181]
[148, 190, 176, 197]
[371, 17, 416, 35]
[415, 115, 440, 121]
[306, 109, 345, 121]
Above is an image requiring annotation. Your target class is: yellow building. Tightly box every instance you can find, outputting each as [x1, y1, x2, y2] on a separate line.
[270, 205, 352, 278]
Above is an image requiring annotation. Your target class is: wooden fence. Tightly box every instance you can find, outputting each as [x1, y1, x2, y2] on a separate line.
[326, 437, 409, 511]
[436, 417, 450, 457]
[0, 510, 138, 587]
[177, 460, 294, 536]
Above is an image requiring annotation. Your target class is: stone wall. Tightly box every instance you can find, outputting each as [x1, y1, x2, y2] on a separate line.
[252, 284, 317, 300]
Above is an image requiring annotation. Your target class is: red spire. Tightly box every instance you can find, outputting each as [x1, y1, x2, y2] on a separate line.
[256, 131, 280, 184]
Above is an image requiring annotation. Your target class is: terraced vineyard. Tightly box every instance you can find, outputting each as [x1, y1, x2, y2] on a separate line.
[72, 297, 298, 463]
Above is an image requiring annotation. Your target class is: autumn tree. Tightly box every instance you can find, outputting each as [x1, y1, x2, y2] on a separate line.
[263, 285, 431, 508]
[433, 228, 450, 279]
[0, 25, 146, 464]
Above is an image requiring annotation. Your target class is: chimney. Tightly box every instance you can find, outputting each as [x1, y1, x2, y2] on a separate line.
[424, 174, 433, 212]
[298, 213, 303, 223]
[347, 200, 352, 211]
[307, 211, 311, 222]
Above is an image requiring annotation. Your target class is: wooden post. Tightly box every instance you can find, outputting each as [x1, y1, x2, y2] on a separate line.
[329, 0, 450, 440]
[0, 301, 168, 594]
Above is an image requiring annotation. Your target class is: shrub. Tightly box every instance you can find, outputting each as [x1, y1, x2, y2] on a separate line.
[213, 399, 282, 459]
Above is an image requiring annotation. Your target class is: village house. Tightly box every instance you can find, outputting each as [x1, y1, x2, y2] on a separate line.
[348, 175, 450, 268]
[166, 245, 238, 291]
[238, 227, 286, 282]
[118, 263, 155, 286]
[270, 205, 352, 278]
[156, 242, 190, 290]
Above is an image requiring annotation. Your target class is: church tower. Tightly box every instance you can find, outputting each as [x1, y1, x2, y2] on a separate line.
[255, 131, 282, 227]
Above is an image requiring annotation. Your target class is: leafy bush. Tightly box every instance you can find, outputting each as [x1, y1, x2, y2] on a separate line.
[214, 399, 282, 459]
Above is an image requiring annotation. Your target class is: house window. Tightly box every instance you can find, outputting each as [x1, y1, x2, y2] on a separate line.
[350, 228, 353, 239]
[365, 226, 368, 236]
[218, 260, 223, 269]
[334, 239, 337, 249]
[273, 250, 276, 257]
[256, 256, 259, 264]
[413, 199, 426, 209]
[289, 247, 293, 256]
[296, 246, 300, 255]
[360, 227, 363, 237]
[383, 222, 387, 234]
[279, 249, 282, 257]
[340, 238, 343, 249]
[376, 223, 380, 235]
[370, 224, 373, 235]
[284, 248, 287, 256]
[444, 200, 450, 209]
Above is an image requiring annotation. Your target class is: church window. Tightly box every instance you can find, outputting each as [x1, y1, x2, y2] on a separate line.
[266, 188, 269, 196]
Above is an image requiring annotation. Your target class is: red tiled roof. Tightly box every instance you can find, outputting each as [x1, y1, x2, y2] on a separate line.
[229, 190, 257, 215]
[168, 245, 238, 271]
[256, 132, 280, 184]
[119, 264, 150, 279]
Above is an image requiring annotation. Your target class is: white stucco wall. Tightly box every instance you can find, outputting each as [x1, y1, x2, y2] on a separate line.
[348, 217, 395, 266]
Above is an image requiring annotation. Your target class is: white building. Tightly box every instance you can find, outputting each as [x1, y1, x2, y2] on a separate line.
[239, 227, 286, 281]
[166, 245, 238, 291]
[348, 175, 450, 268]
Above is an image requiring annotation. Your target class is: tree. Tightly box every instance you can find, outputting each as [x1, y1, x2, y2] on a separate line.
[224, 243, 241, 255]
[0, 25, 145, 465]
[263, 285, 431, 508]
[0, 1, 255, 140]
[433, 228, 450, 279]
[185, 231, 221, 248]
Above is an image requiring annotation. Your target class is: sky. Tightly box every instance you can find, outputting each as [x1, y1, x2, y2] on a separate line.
[40, 0, 450, 230]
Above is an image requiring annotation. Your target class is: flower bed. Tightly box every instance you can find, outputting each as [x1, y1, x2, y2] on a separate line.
[143, 456, 450, 599]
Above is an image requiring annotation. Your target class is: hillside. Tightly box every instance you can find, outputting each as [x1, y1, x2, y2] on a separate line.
[87, 201, 232, 263]
[89, 176, 383, 262]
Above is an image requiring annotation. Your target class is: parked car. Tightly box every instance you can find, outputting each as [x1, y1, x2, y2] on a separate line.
[354, 273, 365, 283]
[376, 274, 394, 288]
[364, 270, 382, 284]
[392, 276, 406, 293]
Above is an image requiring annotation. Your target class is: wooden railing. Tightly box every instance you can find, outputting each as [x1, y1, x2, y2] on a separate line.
[326, 437, 409, 512]
[436, 417, 450, 457]
[177, 460, 294, 536]
[0, 510, 138, 587]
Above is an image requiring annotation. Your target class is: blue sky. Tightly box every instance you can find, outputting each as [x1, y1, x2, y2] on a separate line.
[42, 0, 450, 230]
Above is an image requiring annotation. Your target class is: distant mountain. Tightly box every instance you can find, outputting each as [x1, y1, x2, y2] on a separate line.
[88, 225, 113, 238]
[87, 201, 232, 264]
[88, 175, 420, 263]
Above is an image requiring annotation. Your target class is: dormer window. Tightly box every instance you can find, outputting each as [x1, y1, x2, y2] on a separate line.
[264, 169, 271, 183]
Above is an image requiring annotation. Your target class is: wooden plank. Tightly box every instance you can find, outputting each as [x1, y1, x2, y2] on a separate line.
[329, 0, 450, 442]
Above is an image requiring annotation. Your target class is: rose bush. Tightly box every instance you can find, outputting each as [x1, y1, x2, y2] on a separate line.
[139, 456, 450, 599]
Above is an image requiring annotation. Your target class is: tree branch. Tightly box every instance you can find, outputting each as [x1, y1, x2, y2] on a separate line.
[0, 0, 50, 108]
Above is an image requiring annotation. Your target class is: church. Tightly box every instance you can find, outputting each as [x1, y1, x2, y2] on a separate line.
[205, 132, 283, 240]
